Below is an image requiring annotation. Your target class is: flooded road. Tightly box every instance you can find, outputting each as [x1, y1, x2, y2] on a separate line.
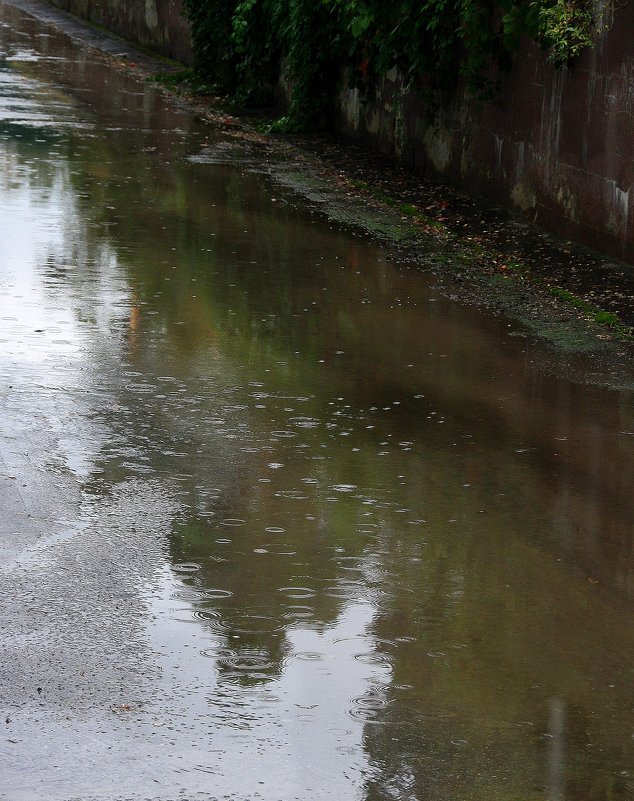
[1, 3, 634, 800]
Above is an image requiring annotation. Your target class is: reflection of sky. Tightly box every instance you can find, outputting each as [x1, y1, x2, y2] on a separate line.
[0, 163, 127, 353]
[148, 563, 389, 799]
[0, 60, 99, 356]
[0, 54, 88, 127]
[0, 173, 74, 354]
[0, 85, 126, 480]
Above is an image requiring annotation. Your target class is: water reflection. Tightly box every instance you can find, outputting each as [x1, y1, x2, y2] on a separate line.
[1, 3, 634, 799]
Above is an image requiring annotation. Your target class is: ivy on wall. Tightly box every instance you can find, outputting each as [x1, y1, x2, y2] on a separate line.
[182, 0, 613, 130]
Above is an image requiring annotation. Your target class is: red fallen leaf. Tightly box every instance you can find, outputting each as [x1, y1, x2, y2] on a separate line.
[111, 703, 135, 713]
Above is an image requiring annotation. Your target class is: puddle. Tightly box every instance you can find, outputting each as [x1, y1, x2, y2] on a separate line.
[0, 2, 634, 800]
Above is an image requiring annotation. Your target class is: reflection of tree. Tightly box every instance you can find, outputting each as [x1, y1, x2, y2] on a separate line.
[167, 497, 366, 686]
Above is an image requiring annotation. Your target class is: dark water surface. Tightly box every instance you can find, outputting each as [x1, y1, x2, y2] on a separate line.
[1, 4, 634, 800]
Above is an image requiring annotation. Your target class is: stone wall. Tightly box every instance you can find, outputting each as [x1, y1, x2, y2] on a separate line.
[333, 4, 634, 261]
[48, 0, 192, 64]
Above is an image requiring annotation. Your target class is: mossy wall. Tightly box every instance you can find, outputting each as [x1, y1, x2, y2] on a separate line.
[335, 2, 634, 262]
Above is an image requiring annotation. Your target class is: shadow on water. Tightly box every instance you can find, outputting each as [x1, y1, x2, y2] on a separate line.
[1, 2, 634, 798]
